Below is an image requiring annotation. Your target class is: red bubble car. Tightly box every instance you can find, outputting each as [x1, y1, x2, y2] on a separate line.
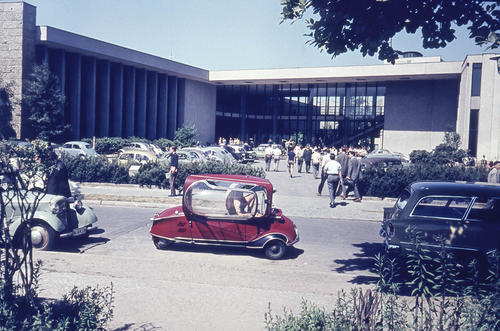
[150, 174, 299, 259]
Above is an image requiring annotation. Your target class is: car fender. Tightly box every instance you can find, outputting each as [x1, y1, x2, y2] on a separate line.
[8, 211, 66, 238]
[70, 204, 98, 228]
[247, 233, 288, 249]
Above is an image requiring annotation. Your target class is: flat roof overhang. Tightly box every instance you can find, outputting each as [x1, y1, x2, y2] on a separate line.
[209, 61, 462, 85]
[37, 26, 209, 82]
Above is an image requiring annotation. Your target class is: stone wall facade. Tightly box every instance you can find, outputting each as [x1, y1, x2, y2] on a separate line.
[0, 1, 36, 138]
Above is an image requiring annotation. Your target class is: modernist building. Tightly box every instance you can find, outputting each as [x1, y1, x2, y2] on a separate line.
[1, 1, 499, 160]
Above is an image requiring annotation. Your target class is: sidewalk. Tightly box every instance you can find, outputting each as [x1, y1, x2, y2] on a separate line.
[80, 161, 395, 222]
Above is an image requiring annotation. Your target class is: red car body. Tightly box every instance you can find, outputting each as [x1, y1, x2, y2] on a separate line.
[150, 174, 299, 259]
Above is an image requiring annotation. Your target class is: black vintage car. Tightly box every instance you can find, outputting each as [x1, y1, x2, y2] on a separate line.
[380, 181, 500, 257]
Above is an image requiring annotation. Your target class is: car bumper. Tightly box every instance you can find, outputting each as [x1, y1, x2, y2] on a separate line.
[60, 224, 94, 238]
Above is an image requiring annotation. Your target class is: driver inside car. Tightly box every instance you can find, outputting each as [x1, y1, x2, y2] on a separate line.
[226, 189, 255, 216]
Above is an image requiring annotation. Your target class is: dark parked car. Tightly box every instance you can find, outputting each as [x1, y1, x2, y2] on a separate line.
[150, 174, 299, 259]
[380, 181, 500, 258]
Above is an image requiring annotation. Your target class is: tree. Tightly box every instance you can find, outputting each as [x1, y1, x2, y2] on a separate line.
[23, 64, 69, 142]
[281, 0, 500, 63]
[174, 126, 198, 147]
[0, 80, 15, 139]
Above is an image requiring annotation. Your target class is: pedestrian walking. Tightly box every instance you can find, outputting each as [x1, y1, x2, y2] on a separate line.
[317, 152, 330, 195]
[303, 146, 312, 173]
[336, 148, 350, 199]
[311, 148, 322, 179]
[168, 146, 179, 196]
[273, 145, 282, 171]
[295, 145, 304, 173]
[345, 151, 363, 202]
[287, 147, 296, 178]
[324, 153, 343, 208]
[264, 144, 273, 171]
[488, 161, 500, 183]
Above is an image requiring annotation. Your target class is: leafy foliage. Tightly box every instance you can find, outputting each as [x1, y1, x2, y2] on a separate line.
[23, 64, 69, 142]
[62, 154, 129, 184]
[0, 142, 114, 330]
[361, 163, 487, 198]
[173, 126, 198, 147]
[265, 227, 500, 330]
[0, 80, 15, 139]
[133, 159, 266, 189]
[281, 0, 500, 62]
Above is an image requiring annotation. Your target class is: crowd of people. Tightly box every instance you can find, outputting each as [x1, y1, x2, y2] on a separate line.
[264, 142, 367, 208]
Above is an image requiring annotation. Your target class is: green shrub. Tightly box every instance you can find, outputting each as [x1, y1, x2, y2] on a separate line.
[62, 155, 129, 184]
[133, 160, 266, 189]
[361, 163, 488, 198]
[153, 138, 175, 151]
[265, 230, 500, 331]
[92, 137, 128, 154]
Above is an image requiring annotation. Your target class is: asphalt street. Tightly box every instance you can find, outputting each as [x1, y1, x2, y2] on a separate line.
[33, 160, 395, 331]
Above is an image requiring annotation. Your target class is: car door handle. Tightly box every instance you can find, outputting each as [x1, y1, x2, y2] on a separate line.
[177, 222, 186, 226]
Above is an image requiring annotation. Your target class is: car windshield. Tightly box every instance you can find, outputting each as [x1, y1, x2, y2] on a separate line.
[184, 180, 268, 220]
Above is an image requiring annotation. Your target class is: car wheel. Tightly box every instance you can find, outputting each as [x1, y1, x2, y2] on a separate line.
[264, 240, 286, 260]
[30, 223, 55, 251]
[153, 237, 172, 250]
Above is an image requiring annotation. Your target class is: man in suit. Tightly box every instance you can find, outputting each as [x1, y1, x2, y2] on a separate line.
[302, 145, 312, 173]
[336, 148, 350, 198]
[345, 151, 363, 202]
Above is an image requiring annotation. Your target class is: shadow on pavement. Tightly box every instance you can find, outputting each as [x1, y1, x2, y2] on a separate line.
[332, 242, 385, 284]
[156, 243, 304, 260]
[55, 231, 110, 253]
[113, 322, 163, 331]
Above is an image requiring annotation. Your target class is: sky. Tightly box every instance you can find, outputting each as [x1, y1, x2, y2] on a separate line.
[7, 0, 499, 70]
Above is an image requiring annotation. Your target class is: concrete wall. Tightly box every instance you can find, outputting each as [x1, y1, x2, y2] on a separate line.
[0, 2, 36, 138]
[457, 54, 500, 161]
[383, 79, 460, 156]
[180, 79, 216, 144]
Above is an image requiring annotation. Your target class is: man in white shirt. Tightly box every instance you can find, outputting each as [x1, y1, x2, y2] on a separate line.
[311, 148, 322, 179]
[264, 144, 273, 171]
[272, 146, 282, 171]
[294, 145, 304, 173]
[324, 153, 343, 208]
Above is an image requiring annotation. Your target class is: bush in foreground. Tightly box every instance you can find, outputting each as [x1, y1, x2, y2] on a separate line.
[265, 229, 500, 331]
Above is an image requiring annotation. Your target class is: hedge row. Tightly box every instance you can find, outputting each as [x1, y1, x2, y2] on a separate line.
[81, 136, 178, 155]
[360, 163, 488, 198]
[63, 155, 265, 188]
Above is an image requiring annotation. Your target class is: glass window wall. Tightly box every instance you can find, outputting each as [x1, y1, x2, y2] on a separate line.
[216, 82, 385, 148]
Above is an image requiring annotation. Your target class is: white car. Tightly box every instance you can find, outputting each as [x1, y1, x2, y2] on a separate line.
[202, 146, 236, 164]
[58, 141, 97, 158]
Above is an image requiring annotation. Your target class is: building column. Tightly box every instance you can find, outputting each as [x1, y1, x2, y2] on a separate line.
[167, 76, 178, 138]
[110, 63, 123, 137]
[272, 86, 278, 142]
[146, 71, 158, 140]
[96, 60, 111, 137]
[157, 74, 168, 138]
[135, 68, 147, 137]
[123, 66, 136, 137]
[82, 56, 96, 138]
[66, 53, 81, 139]
[240, 86, 247, 141]
[177, 78, 186, 129]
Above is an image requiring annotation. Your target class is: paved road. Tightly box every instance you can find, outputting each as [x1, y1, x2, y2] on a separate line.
[34, 205, 385, 331]
[33, 160, 395, 330]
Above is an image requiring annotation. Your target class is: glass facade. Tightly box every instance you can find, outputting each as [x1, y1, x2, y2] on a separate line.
[216, 83, 385, 147]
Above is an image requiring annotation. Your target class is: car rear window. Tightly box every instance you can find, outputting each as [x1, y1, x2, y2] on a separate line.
[411, 196, 472, 220]
[467, 197, 500, 222]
